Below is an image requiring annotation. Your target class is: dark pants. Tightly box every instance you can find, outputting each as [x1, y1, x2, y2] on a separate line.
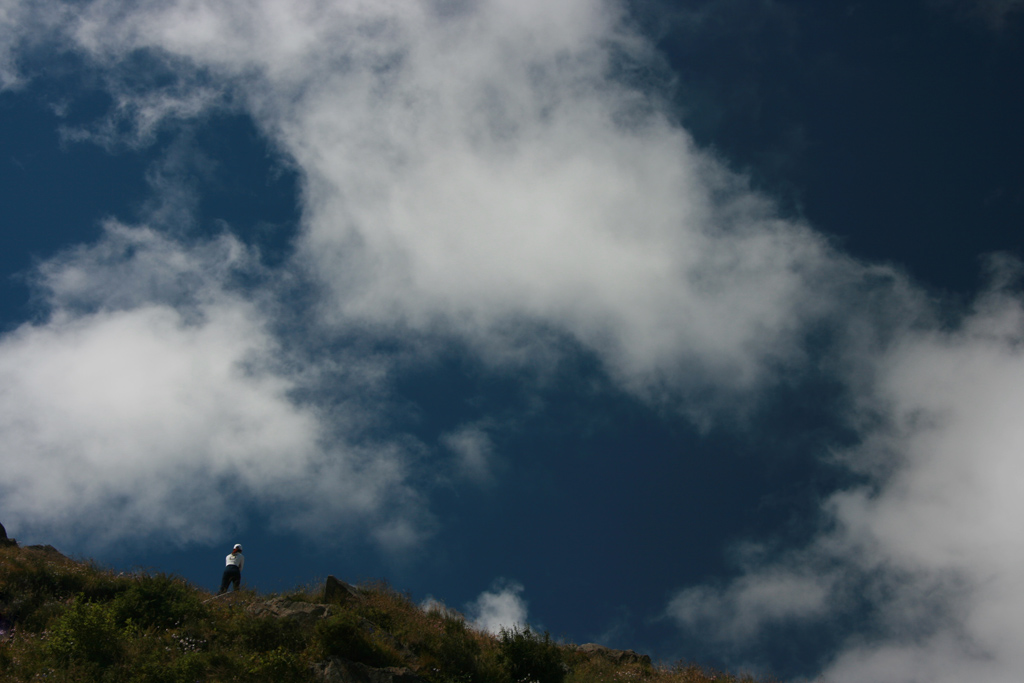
[219, 565, 241, 593]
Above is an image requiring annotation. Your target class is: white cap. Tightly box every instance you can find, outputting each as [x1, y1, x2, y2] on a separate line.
[233, 544, 243, 552]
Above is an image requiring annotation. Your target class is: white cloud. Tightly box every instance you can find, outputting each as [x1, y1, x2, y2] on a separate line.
[0, 224, 426, 550]
[818, 287, 1024, 682]
[279, 6, 843, 402]
[32, 221, 243, 313]
[26, 0, 858, 412]
[468, 580, 528, 635]
[0, 301, 310, 534]
[667, 277, 1024, 682]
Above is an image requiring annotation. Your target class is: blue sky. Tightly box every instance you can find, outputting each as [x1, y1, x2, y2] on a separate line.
[1, 1, 1022, 681]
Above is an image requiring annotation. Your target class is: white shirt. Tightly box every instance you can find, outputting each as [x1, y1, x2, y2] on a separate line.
[225, 552, 245, 570]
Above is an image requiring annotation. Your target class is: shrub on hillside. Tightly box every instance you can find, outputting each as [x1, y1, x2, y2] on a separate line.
[498, 625, 565, 683]
[111, 573, 207, 629]
[313, 610, 405, 668]
[245, 646, 307, 682]
[46, 598, 123, 668]
[0, 547, 128, 630]
[418, 610, 483, 683]
[233, 614, 306, 654]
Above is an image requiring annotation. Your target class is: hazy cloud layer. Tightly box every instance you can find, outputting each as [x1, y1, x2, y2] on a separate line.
[441, 422, 498, 483]
[932, 0, 1024, 29]
[669, 564, 837, 643]
[0, 0, 67, 90]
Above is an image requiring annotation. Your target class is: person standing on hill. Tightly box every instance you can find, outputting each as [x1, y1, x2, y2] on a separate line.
[219, 543, 244, 594]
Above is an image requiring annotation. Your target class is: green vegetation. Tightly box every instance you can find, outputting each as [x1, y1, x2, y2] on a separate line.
[0, 544, 773, 682]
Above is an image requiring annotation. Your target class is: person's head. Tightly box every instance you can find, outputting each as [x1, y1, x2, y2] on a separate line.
[232, 544, 242, 554]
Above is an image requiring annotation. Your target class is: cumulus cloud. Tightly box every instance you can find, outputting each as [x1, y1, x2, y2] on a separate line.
[468, 580, 529, 635]
[279, 7, 844, 403]
[667, 271, 1024, 682]
[0, 223, 425, 550]
[817, 283, 1024, 682]
[34, 0, 860, 410]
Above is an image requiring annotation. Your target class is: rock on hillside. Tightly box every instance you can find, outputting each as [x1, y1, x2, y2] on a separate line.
[312, 659, 425, 683]
[577, 642, 652, 666]
[248, 597, 336, 626]
[325, 575, 361, 605]
[0, 521, 15, 548]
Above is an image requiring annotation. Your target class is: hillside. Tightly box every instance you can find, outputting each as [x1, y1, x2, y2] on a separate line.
[0, 539, 772, 682]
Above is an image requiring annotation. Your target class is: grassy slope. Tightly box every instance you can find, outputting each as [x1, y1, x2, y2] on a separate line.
[0, 543, 772, 682]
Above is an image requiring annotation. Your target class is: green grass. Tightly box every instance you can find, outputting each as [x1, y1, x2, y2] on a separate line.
[0, 544, 774, 682]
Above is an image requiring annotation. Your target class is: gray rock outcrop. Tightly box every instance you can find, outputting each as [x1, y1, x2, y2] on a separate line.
[312, 658, 424, 683]
[325, 575, 360, 605]
[0, 521, 16, 547]
[248, 597, 334, 626]
[577, 643, 652, 667]
[25, 544, 66, 558]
